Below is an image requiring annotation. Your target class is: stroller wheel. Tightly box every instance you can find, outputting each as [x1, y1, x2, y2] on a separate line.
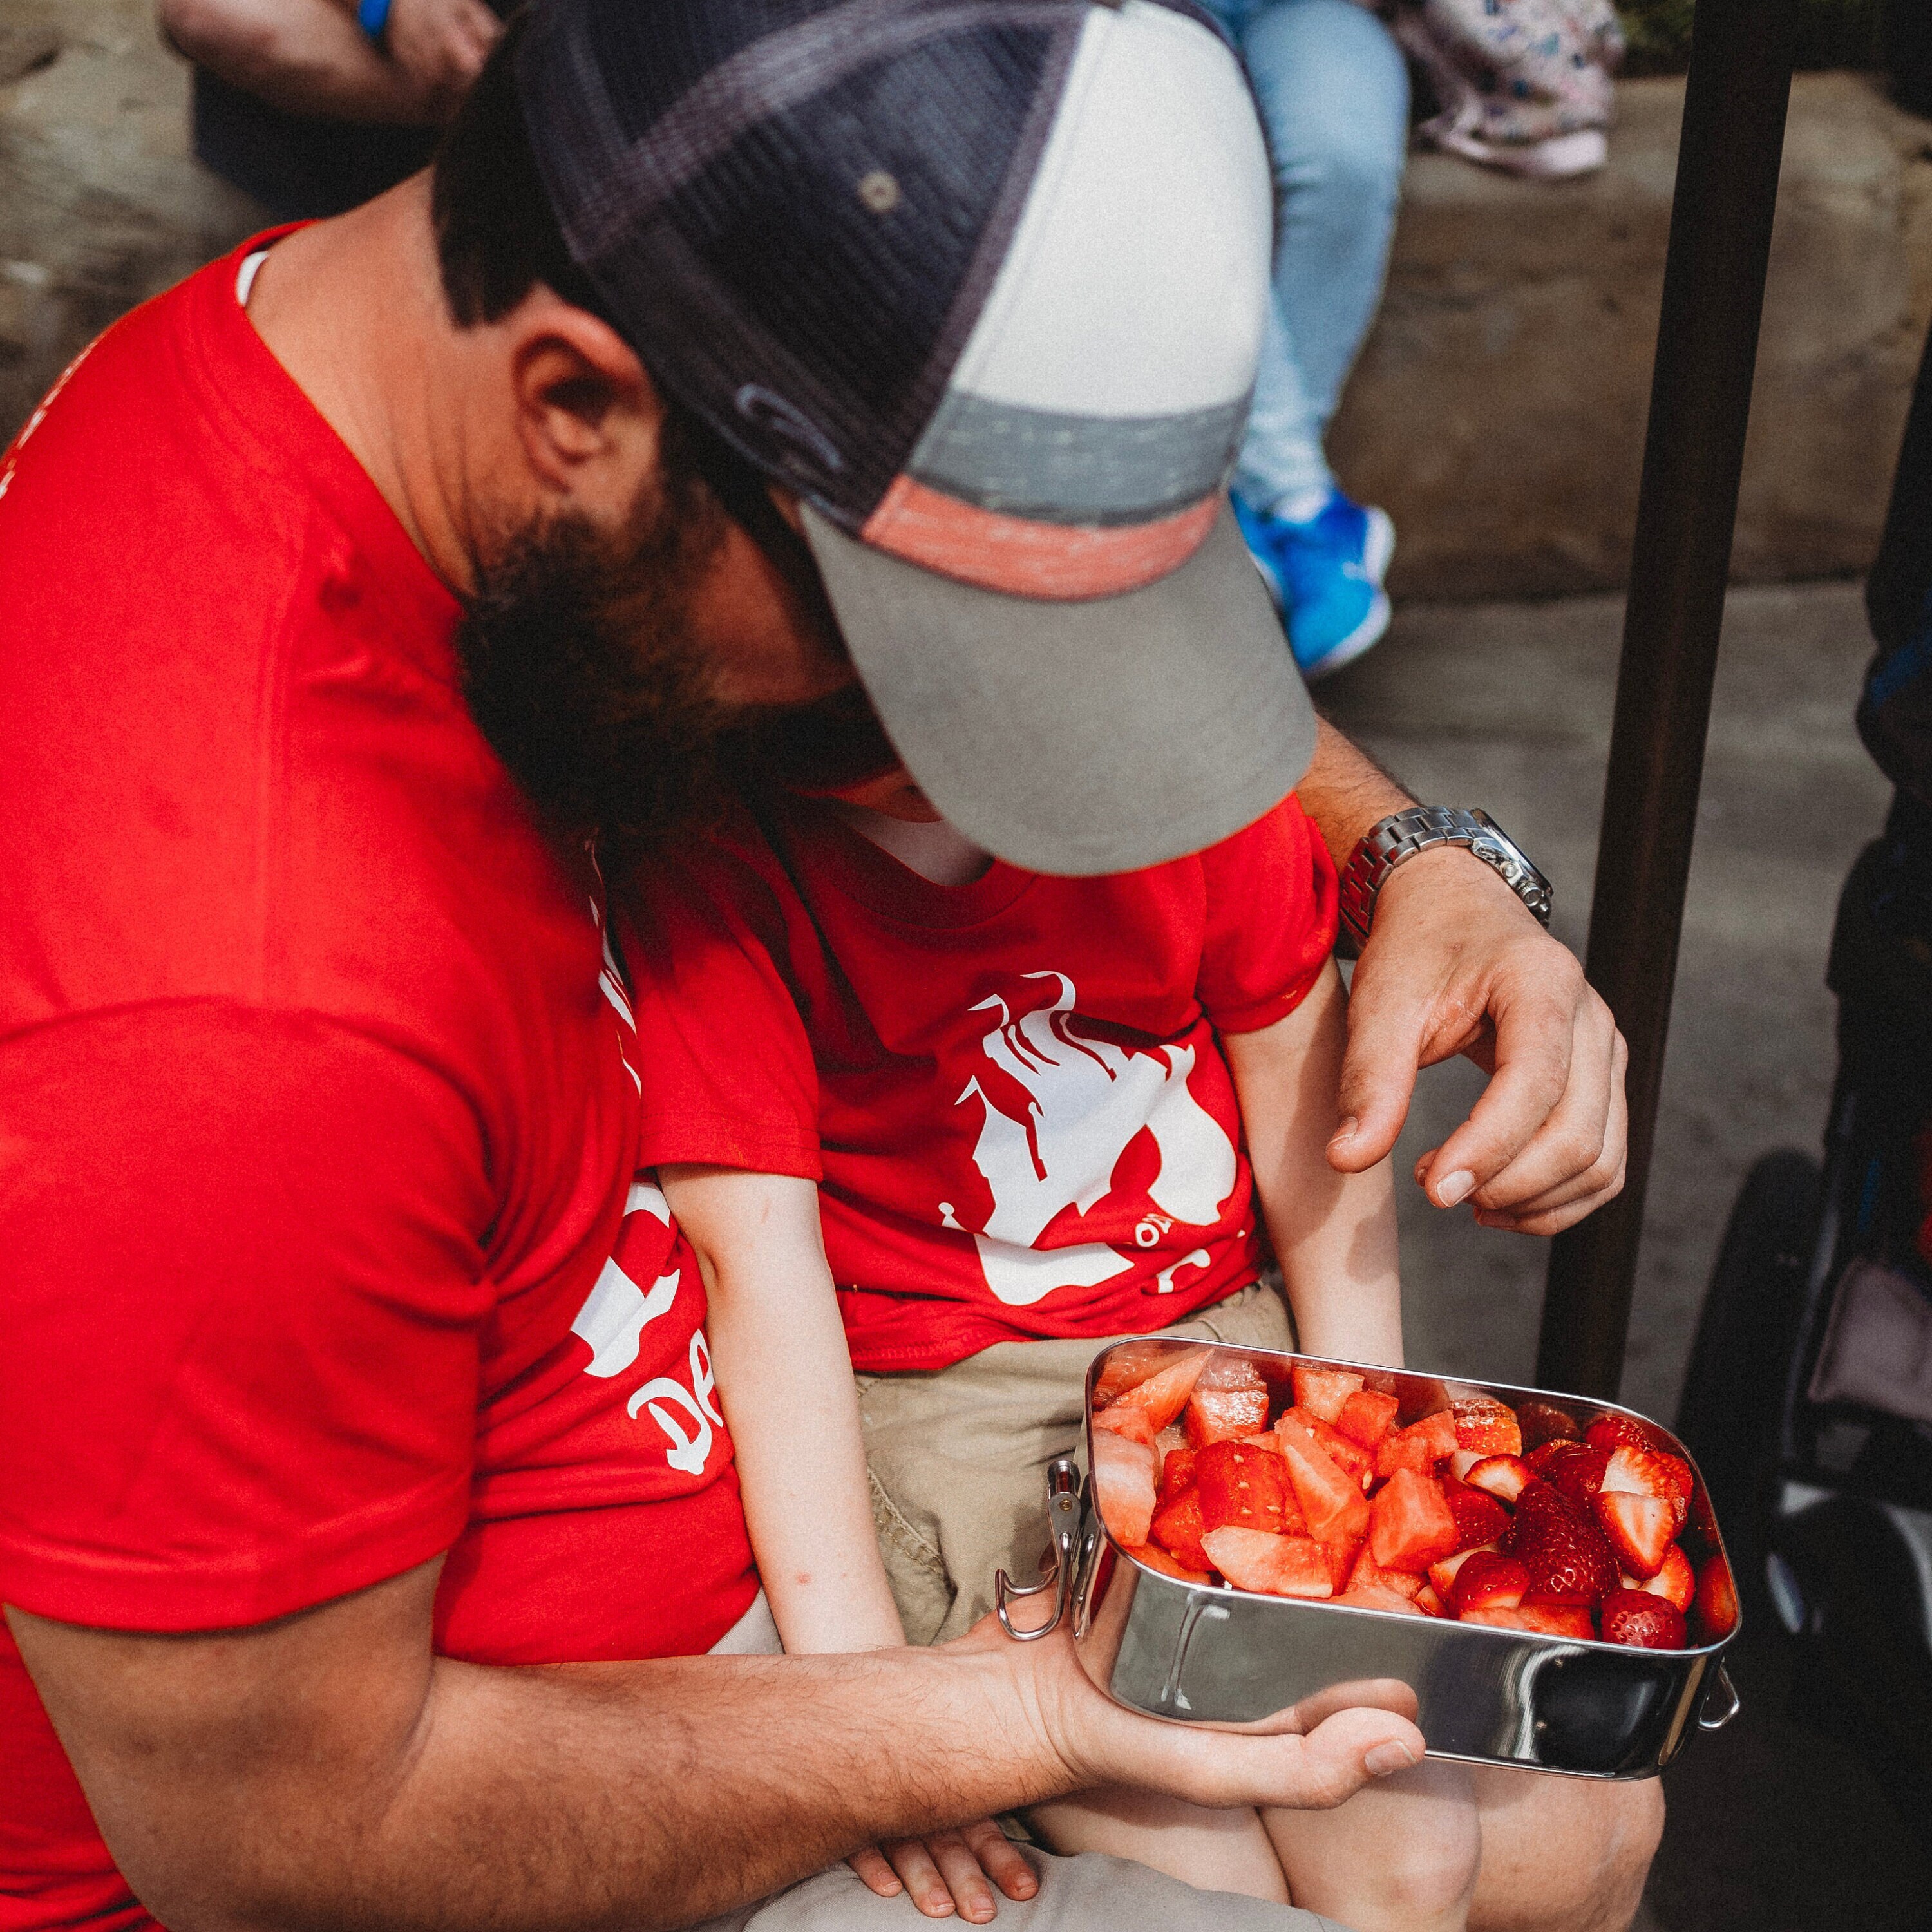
[1676, 1149, 1822, 1634]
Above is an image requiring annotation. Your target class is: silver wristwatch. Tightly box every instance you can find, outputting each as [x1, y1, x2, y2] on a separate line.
[1338, 807, 1553, 949]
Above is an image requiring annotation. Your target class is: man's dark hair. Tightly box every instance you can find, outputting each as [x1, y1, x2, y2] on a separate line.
[431, 12, 609, 328]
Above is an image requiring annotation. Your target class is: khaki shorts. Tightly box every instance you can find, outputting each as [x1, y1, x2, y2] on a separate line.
[856, 1279, 1294, 1645]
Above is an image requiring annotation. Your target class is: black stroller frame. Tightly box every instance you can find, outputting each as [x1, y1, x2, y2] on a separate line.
[1552, 0, 1932, 1813]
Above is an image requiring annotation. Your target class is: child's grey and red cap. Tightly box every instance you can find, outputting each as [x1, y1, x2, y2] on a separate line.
[517, 0, 1316, 875]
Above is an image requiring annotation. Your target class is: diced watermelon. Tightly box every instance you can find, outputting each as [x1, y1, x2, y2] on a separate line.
[1274, 1414, 1372, 1542]
[1334, 1388, 1402, 1450]
[1092, 1403, 1157, 1446]
[1130, 1541, 1214, 1585]
[1443, 1479, 1511, 1551]
[1427, 1542, 1501, 1598]
[1464, 1454, 1534, 1505]
[1374, 1410, 1459, 1479]
[1452, 1394, 1523, 1457]
[1459, 1607, 1533, 1631]
[1593, 1490, 1675, 1580]
[1336, 1582, 1428, 1615]
[1201, 1527, 1334, 1598]
[1150, 1486, 1213, 1574]
[1451, 1551, 1531, 1615]
[1347, 1544, 1426, 1599]
[1630, 1543, 1695, 1613]
[1412, 1583, 1447, 1616]
[1282, 1406, 1374, 1488]
[1092, 1429, 1157, 1548]
[1600, 1443, 1694, 1530]
[1157, 1445, 1198, 1507]
[1694, 1554, 1739, 1640]
[1321, 1534, 1365, 1592]
[1517, 1399, 1580, 1450]
[1291, 1363, 1366, 1423]
[1103, 1348, 1213, 1434]
[1370, 1469, 1462, 1574]
[1185, 1356, 1272, 1446]
[1196, 1439, 1289, 1537]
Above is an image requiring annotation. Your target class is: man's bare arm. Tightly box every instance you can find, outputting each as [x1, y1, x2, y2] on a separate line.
[10, 1560, 1421, 1932]
[1296, 719, 1629, 1236]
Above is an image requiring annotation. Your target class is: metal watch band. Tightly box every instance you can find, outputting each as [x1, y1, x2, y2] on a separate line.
[1338, 806, 1553, 949]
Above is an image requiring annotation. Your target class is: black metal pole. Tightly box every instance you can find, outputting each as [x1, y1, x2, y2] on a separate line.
[1536, 0, 1798, 1399]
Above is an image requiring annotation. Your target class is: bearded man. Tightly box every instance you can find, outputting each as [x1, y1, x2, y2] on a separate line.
[0, 3, 1645, 1929]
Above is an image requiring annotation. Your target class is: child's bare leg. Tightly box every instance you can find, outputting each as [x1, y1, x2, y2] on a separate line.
[1025, 1789, 1290, 1902]
[1262, 1758, 1481, 1932]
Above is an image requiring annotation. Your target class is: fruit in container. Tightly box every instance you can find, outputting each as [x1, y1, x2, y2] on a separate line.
[1099, 1357, 1732, 1654]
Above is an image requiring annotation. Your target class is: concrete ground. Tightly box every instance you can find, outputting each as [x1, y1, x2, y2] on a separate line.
[5, 7, 1929, 1927]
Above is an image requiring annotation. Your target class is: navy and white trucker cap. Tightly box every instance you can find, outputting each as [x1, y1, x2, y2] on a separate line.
[516, 0, 1316, 875]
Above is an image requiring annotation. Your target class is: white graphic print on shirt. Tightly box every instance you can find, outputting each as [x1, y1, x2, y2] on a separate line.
[952, 971, 1236, 1306]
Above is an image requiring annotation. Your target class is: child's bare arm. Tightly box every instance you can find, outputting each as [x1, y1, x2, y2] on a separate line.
[1224, 960, 1403, 1367]
[658, 1164, 904, 1655]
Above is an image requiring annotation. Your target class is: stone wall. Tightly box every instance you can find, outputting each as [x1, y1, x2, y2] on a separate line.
[3, 23, 1928, 603]
[1329, 73, 1932, 599]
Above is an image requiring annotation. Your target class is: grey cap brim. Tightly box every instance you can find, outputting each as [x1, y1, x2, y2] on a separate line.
[800, 500, 1318, 876]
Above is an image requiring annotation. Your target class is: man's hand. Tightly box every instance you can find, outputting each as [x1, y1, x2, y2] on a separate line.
[1327, 846, 1628, 1236]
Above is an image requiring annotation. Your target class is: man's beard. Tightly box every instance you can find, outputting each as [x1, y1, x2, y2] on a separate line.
[454, 469, 742, 858]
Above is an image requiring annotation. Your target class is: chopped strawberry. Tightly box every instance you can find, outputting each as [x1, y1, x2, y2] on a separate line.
[1130, 1542, 1214, 1585]
[1292, 1363, 1367, 1423]
[1687, 1478, 1720, 1549]
[1452, 1394, 1523, 1457]
[1321, 1534, 1366, 1592]
[1103, 1348, 1212, 1433]
[1186, 1356, 1272, 1446]
[1448, 1449, 1484, 1481]
[1452, 1551, 1531, 1614]
[1196, 1439, 1290, 1537]
[1517, 1400, 1581, 1450]
[1593, 1490, 1676, 1580]
[1600, 1587, 1688, 1650]
[1528, 1440, 1611, 1510]
[1336, 1582, 1430, 1615]
[1694, 1555, 1739, 1640]
[1428, 1542, 1501, 1598]
[1092, 1429, 1157, 1547]
[1094, 1340, 1194, 1406]
[1150, 1486, 1213, 1573]
[1334, 1388, 1403, 1450]
[1464, 1454, 1535, 1505]
[1584, 1415, 1667, 1457]
[1348, 1544, 1425, 1599]
[1202, 1526, 1334, 1598]
[1374, 1409, 1459, 1478]
[1093, 1403, 1157, 1446]
[1370, 1468, 1462, 1573]
[1274, 1414, 1372, 1542]
[1282, 1406, 1374, 1488]
[1508, 1484, 1620, 1606]
[1630, 1543, 1696, 1613]
[1517, 1603, 1597, 1639]
[1444, 1479, 1511, 1551]
[1413, 1583, 1448, 1616]
[1157, 1446, 1198, 1508]
[1600, 1444, 1694, 1530]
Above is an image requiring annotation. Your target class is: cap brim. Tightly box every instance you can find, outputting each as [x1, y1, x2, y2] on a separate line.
[800, 500, 1318, 876]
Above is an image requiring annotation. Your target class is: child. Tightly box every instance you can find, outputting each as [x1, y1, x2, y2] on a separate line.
[619, 699, 1479, 1929]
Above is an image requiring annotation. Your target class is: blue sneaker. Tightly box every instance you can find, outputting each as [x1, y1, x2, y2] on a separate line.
[1232, 488, 1395, 681]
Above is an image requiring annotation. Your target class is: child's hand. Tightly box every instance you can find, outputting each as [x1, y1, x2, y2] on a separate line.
[848, 1819, 1039, 1922]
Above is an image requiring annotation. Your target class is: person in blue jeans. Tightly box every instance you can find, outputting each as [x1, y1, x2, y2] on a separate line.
[1201, 0, 1410, 679]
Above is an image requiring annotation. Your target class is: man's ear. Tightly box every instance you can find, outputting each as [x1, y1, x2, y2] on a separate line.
[506, 296, 663, 518]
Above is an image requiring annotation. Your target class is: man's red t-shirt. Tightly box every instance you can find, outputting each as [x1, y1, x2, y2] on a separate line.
[621, 794, 1338, 1371]
[0, 241, 756, 1932]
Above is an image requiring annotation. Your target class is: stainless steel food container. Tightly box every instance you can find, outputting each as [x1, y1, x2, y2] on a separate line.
[1054, 1342, 1740, 1777]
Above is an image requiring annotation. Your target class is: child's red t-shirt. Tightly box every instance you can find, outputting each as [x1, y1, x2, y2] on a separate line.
[621, 793, 1338, 1372]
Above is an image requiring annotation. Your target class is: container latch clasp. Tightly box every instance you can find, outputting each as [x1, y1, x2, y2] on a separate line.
[1698, 1660, 1741, 1731]
[994, 1454, 1084, 1641]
